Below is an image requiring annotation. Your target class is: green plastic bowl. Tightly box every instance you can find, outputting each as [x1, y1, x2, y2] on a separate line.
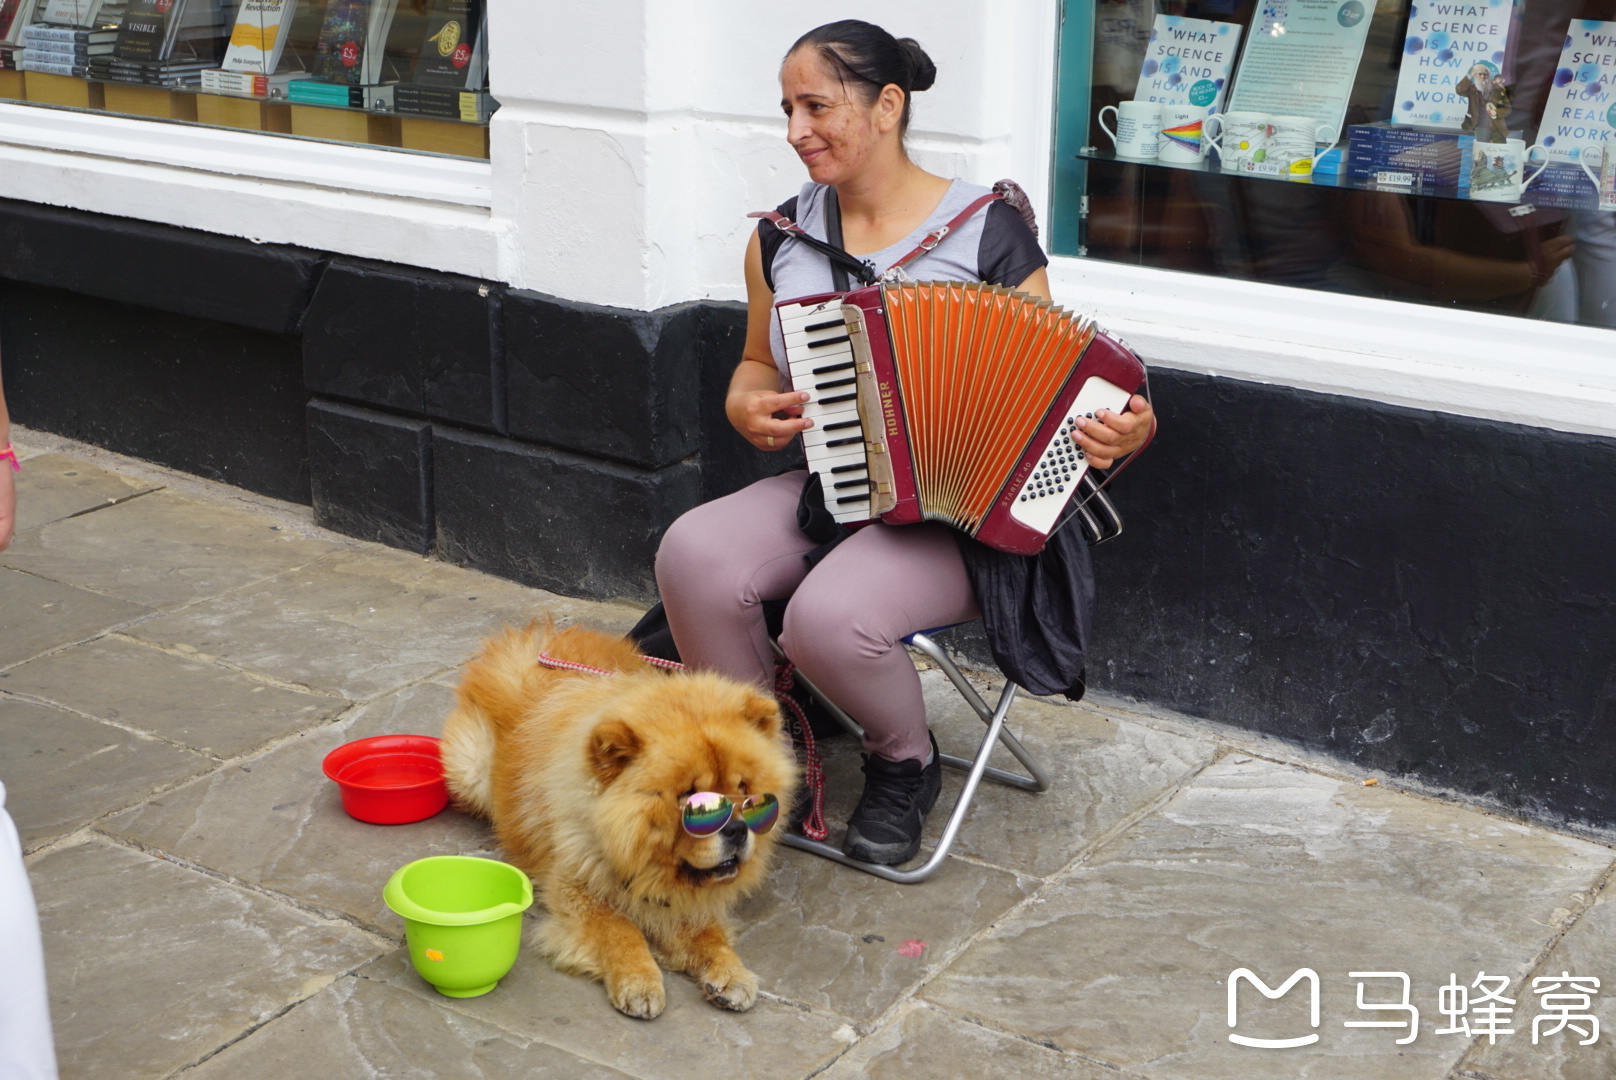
[383, 856, 534, 998]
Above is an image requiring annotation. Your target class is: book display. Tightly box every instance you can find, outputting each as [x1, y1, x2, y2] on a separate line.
[3, 0, 494, 157]
[1064, 0, 1616, 329]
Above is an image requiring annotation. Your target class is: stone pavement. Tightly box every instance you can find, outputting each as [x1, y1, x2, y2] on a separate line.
[4, 426, 1615, 1080]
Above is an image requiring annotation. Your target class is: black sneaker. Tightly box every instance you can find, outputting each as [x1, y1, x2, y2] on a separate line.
[842, 733, 942, 865]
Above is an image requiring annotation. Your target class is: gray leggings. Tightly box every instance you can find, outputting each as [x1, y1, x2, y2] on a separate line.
[654, 471, 979, 763]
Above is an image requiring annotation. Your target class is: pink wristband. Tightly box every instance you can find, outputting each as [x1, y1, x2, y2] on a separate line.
[0, 444, 18, 473]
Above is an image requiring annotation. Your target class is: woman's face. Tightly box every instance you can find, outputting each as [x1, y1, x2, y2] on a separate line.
[779, 48, 894, 186]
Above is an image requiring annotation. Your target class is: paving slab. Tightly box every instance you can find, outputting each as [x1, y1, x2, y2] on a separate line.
[1, 635, 346, 758]
[103, 680, 489, 935]
[1463, 880, 1616, 1080]
[10, 452, 159, 533]
[126, 547, 644, 699]
[0, 488, 343, 612]
[32, 837, 385, 1080]
[818, 1001, 1137, 1080]
[360, 948, 859, 1080]
[0, 566, 152, 669]
[731, 841, 1036, 1023]
[920, 757, 1616, 1080]
[184, 973, 639, 1080]
[799, 690, 1212, 882]
[0, 694, 211, 851]
[816, 671, 1215, 879]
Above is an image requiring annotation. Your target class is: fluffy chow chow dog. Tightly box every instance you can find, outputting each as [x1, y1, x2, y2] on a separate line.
[441, 621, 797, 1019]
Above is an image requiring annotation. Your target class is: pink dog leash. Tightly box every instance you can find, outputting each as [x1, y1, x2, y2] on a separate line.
[533, 650, 829, 841]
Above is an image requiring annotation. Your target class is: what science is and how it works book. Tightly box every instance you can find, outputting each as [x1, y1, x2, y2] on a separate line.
[1134, 14, 1240, 113]
[1535, 19, 1616, 162]
[1391, 0, 1516, 128]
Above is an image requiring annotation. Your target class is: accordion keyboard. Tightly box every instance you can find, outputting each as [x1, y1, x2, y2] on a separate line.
[777, 298, 876, 525]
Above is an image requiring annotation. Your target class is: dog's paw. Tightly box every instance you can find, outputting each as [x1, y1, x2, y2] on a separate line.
[701, 964, 759, 1012]
[608, 970, 666, 1019]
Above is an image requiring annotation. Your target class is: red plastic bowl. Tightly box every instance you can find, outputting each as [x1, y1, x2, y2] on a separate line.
[322, 735, 449, 825]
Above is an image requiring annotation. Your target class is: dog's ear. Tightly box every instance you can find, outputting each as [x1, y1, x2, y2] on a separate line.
[740, 690, 784, 738]
[588, 718, 642, 787]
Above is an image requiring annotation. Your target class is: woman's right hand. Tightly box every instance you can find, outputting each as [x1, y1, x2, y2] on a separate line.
[727, 386, 813, 451]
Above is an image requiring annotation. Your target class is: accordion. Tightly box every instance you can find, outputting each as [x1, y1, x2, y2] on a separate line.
[776, 281, 1147, 556]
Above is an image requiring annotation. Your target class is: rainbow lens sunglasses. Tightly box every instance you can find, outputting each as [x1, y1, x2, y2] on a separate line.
[679, 792, 781, 838]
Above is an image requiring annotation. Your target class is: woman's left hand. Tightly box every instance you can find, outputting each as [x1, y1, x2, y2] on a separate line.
[1070, 394, 1155, 470]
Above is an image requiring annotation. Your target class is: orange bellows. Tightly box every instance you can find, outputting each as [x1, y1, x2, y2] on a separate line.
[880, 281, 1097, 532]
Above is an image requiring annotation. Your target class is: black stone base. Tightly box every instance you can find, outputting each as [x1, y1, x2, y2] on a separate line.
[307, 400, 433, 554]
[1086, 370, 1616, 828]
[0, 280, 310, 504]
[433, 428, 700, 600]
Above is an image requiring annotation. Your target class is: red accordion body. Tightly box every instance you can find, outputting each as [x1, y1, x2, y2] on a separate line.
[776, 281, 1146, 556]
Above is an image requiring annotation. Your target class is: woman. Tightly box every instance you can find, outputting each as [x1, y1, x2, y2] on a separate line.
[656, 20, 1154, 865]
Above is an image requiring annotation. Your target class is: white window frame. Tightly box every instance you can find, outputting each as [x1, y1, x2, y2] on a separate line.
[0, 101, 499, 281]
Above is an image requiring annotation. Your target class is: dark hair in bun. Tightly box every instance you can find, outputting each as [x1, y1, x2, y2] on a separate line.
[788, 20, 936, 134]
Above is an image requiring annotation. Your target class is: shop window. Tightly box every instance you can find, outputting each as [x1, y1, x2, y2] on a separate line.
[1052, 0, 1616, 329]
[0, 0, 493, 159]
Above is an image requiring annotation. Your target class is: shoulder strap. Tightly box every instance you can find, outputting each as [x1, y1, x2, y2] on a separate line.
[884, 192, 1003, 277]
[747, 207, 878, 287]
[825, 188, 851, 294]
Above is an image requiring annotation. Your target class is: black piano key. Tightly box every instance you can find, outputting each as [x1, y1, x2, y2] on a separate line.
[829, 463, 866, 474]
[824, 420, 861, 431]
[811, 360, 855, 375]
[820, 393, 856, 405]
[804, 318, 842, 332]
[833, 479, 869, 490]
[814, 377, 857, 390]
[826, 436, 862, 448]
[807, 334, 852, 350]
[835, 494, 870, 506]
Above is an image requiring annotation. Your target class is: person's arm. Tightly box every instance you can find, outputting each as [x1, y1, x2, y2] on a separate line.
[0, 355, 14, 552]
[726, 230, 814, 451]
[1015, 266, 1157, 469]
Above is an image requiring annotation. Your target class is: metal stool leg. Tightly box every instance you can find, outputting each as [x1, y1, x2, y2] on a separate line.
[775, 633, 1049, 883]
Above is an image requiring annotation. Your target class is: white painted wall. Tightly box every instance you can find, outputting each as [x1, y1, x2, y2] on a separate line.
[0, 0, 1610, 437]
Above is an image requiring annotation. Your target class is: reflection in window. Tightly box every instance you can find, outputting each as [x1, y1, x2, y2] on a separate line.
[1061, 0, 1616, 329]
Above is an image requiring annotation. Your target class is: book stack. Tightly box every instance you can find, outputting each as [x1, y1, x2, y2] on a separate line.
[199, 66, 305, 98]
[1526, 162, 1599, 211]
[393, 84, 493, 123]
[287, 76, 390, 109]
[393, 0, 489, 122]
[96, 0, 229, 86]
[1345, 123, 1475, 191]
[20, 23, 116, 77]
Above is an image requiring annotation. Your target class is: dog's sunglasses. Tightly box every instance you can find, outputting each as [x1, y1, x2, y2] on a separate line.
[679, 792, 780, 838]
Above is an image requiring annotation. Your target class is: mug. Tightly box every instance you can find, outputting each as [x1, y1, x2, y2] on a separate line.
[1098, 101, 1161, 160]
[1204, 111, 1273, 173]
[1470, 139, 1548, 203]
[1266, 115, 1338, 174]
[1581, 144, 1616, 210]
[1158, 104, 1212, 165]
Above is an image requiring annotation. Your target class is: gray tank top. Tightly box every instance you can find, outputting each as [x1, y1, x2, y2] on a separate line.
[766, 178, 997, 385]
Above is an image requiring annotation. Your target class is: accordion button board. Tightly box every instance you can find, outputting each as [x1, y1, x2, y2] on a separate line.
[1004, 375, 1133, 537]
